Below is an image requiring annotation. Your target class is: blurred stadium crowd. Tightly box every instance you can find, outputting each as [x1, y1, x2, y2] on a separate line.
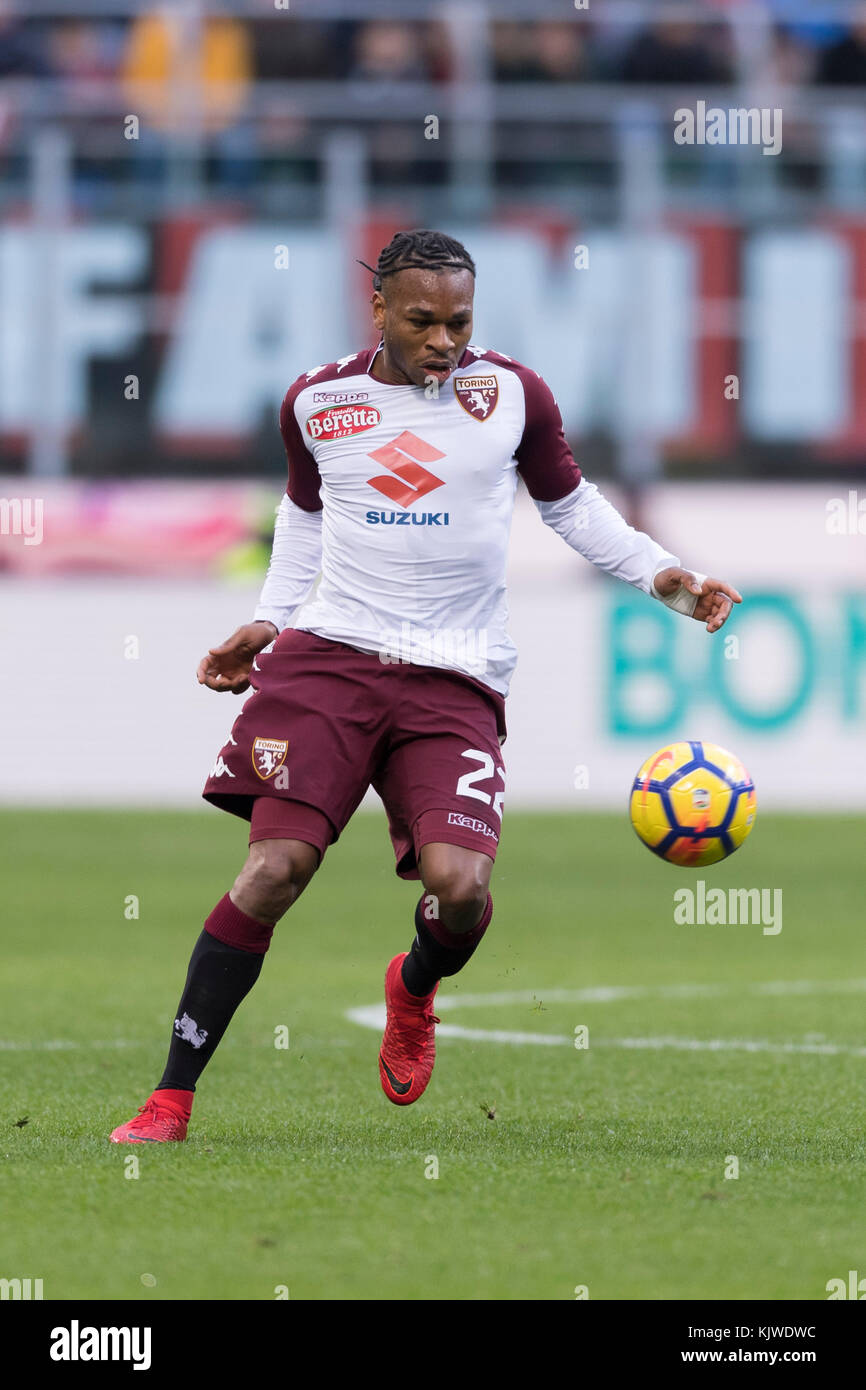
[1, 2, 866, 208]
[7, 3, 866, 89]
[4, 3, 866, 200]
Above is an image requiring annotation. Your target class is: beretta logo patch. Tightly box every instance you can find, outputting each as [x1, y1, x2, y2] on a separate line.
[306, 404, 381, 441]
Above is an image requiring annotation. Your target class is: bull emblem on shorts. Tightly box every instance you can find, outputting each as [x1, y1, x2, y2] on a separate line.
[252, 736, 289, 781]
[455, 375, 498, 421]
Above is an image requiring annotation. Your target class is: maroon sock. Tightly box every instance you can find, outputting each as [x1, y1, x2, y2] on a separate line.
[203, 892, 274, 953]
[401, 892, 493, 997]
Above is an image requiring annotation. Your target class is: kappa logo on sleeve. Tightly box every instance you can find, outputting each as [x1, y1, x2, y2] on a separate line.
[312, 390, 370, 405]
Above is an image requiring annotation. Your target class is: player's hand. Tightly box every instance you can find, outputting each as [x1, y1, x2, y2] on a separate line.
[653, 568, 742, 633]
[196, 621, 278, 693]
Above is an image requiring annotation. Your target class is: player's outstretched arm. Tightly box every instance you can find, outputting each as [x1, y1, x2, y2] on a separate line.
[652, 567, 742, 634]
[533, 478, 741, 634]
[514, 370, 741, 636]
[196, 621, 277, 694]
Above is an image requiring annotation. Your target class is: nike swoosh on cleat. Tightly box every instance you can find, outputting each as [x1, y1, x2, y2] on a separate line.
[380, 1055, 413, 1096]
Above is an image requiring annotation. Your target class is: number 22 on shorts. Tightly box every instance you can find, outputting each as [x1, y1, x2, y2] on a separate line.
[456, 749, 505, 819]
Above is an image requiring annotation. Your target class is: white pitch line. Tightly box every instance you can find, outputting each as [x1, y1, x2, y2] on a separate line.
[346, 978, 866, 1056]
[432, 979, 866, 1013]
[345, 1009, 866, 1057]
[346, 1005, 570, 1046]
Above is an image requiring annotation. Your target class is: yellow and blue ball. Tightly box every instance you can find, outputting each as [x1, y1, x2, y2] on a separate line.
[629, 740, 756, 867]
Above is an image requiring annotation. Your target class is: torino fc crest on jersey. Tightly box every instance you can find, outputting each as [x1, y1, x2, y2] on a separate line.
[252, 737, 289, 780]
[455, 375, 498, 421]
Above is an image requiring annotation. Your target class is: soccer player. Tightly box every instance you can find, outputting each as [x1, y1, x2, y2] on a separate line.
[110, 229, 741, 1143]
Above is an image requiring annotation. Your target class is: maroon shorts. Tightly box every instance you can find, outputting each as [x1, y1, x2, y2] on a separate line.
[202, 630, 507, 880]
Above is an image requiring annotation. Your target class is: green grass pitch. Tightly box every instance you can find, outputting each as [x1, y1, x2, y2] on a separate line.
[2, 807, 865, 1301]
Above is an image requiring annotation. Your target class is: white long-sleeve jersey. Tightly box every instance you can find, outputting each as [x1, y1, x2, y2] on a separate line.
[254, 341, 683, 698]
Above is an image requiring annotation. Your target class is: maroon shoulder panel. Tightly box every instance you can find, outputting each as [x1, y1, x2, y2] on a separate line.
[279, 352, 374, 512]
[279, 379, 322, 512]
[471, 348, 581, 502]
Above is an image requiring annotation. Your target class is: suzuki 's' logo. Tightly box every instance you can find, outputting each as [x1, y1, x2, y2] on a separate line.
[367, 431, 445, 508]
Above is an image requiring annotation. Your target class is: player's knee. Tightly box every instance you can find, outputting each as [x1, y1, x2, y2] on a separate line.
[422, 852, 491, 934]
[232, 838, 319, 923]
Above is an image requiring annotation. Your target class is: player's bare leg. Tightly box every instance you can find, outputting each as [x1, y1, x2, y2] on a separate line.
[230, 838, 320, 922]
[110, 838, 319, 1142]
[379, 843, 494, 1106]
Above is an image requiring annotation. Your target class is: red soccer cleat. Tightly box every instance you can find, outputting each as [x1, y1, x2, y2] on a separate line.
[109, 1089, 193, 1144]
[379, 953, 440, 1106]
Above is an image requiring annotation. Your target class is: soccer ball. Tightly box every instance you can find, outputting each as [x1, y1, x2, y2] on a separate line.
[629, 740, 756, 867]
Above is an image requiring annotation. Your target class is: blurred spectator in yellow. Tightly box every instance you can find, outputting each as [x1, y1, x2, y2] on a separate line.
[120, 4, 255, 193]
[121, 4, 252, 134]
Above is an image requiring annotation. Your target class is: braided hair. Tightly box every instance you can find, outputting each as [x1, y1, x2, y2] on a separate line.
[359, 229, 476, 293]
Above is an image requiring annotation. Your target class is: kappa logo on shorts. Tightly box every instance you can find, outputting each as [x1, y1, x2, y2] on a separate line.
[454, 375, 498, 421]
[252, 736, 289, 781]
[447, 811, 498, 841]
